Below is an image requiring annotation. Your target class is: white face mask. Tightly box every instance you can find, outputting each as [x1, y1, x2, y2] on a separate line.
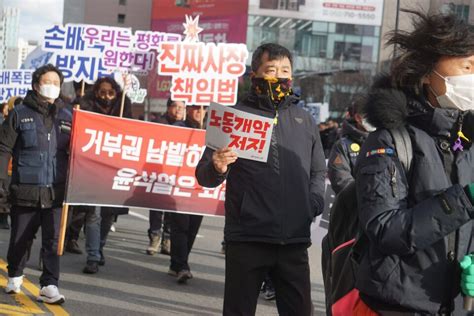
[361, 118, 376, 132]
[432, 70, 474, 111]
[39, 84, 60, 100]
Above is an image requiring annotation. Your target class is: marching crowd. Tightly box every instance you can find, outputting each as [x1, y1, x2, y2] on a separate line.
[1, 8, 474, 316]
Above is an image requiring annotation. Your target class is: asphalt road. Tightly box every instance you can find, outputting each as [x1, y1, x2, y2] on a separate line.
[0, 208, 326, 315]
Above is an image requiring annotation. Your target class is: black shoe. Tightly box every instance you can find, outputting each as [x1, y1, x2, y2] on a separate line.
[98, 252, 105, 266]
[0, 214, 9, 229]
[65, 240, 82, 254]
[83, 261, 99, 274]
[177, 270, 193, 284]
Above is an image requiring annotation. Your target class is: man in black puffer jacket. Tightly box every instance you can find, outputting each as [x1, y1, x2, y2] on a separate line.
[196, 43, 326, 315]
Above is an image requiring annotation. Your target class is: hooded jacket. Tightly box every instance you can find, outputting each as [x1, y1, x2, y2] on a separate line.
[79, 92, 132, 119]
[354, 76, 474, 314]
[195, 93, 326, 244]
[0, 90, 72, 208]
[327, 120, 368, 194]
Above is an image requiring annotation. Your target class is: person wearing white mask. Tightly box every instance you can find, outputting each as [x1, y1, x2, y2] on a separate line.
[0, 64, 71, 304]
[350, 10, 474, 315]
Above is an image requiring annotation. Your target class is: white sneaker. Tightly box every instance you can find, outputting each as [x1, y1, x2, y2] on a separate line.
[110, 224, 116, 232]
[5, 276, 23, 294]
[37, 285, 65, 305]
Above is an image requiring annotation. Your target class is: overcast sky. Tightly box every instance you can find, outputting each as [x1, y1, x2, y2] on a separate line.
[3, 0, 63, 43]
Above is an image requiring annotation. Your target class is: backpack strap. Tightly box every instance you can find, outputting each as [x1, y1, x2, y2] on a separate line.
[389, 126, 413, 174]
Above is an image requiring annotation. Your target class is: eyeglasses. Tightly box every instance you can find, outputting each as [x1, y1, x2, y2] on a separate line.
[98, 89, 116, 98]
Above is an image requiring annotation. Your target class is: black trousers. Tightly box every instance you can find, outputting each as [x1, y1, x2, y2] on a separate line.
[224, 242, 313, 316]
[7, 205, 61, 287]
[148, 210, 171, 236]
[169, 213, 203, 272]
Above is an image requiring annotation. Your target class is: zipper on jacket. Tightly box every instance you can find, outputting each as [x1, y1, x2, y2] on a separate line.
[390, 164, 398, 198]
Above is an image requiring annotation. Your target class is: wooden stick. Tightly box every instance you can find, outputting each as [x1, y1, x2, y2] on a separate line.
[119, 90, 126, 118]
[80, 80, 85, 97]
[57, 103, 80, 256]
[57, 203, 69, 256]
[200, 104, 204, 129]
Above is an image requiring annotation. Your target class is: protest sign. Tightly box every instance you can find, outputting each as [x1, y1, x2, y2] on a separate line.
[66, 109, 225, 216]
[205, 102, 274, 162]
[148, 0, 248, 100]
[114, 72, 147, 103]
[0, 70, 33, 103]
[156, 15, 249, 106]
[42, 24, 181, 83]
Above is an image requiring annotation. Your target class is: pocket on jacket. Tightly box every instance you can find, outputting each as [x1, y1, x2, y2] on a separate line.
[19, 122, 38, 148]
[358, 160, 391, 203]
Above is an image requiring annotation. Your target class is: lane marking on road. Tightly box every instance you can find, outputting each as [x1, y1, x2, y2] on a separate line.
[0, 259, 70, 316]
[0, 303, 35, 315]
[0, 273, 44, 314]
[128, 211, 149, 221]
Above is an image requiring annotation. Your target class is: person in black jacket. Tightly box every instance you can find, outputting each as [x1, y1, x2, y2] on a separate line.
[0, 64, 70, 304]
[167, 105, 205, 283]
[196, 43, 326, 315]
[78, 77, 132, 274]
[145, 98, 185, 256]
[327, 96, 373, 195]
[353, 10, 474, 315]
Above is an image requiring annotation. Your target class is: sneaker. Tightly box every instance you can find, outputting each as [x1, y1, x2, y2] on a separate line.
[65, 239, 82, 254]
[83, 261, 99, 274]
[110, 224, 116, 232]
[177, 270, 193, 284]
[5, 276, 23, 294]
[160, 236, 171, 255]
[167, 268, 178, 277]
[146, 233, 161, 255]
[37, 285, 65, 305]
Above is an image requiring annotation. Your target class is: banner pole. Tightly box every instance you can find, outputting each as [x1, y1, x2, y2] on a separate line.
[200, 104, 204, 129]
[119, 89, 126, 118]
[80, 80, 85, 97]
[57, 103, 80, 256]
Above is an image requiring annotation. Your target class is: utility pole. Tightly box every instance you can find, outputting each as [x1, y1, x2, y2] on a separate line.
[393, 0, 401, 59]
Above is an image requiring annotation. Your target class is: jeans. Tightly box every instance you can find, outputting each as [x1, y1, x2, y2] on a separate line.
[84, 206, 101, 262]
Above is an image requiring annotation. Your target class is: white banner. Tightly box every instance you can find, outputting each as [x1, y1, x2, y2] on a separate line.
[0, 70, 33, 103]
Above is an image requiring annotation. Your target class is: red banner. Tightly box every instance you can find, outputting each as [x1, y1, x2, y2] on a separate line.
[66, 110, 225, 216]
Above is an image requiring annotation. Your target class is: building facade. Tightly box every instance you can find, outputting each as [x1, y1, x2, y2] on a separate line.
[0, 7, 20, 69]
[63, 0, 153, 31]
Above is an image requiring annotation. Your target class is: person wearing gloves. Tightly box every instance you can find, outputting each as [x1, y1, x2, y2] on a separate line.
[352, 10, 474, 315]
[0, 64, 71, 304]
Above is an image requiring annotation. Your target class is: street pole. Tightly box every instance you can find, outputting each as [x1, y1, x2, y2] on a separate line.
[393, 0, 401, 59]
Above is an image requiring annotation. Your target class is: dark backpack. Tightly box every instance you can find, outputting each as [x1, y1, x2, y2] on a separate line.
[323, 126, 413, 316]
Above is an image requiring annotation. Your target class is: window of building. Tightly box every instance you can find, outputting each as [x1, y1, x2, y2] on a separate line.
[455, 5, 470, 21]
[296, 31, 327, 57]
[119, 0, 127, 5]
[117, 14, 126, 24]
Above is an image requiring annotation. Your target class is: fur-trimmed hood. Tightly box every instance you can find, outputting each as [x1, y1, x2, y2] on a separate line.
[364, 75, 409, 130]
[363, 74, 474, 142]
